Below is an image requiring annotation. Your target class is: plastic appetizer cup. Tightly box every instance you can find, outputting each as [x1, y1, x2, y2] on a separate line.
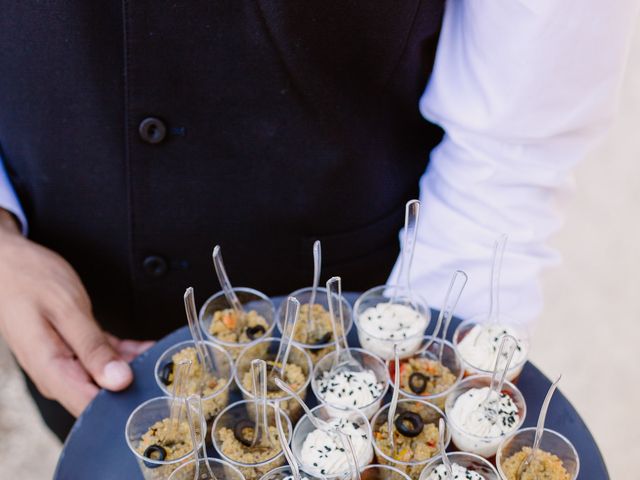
[453, 316, 530, 383]
[444, 375, 526, 459]
[235, 337, 313, 422]
[370, 399, 449, 480]
[212, 400, 292, 480]
[168, 457, 245, 480]
[258, 465, 325, 480]
[291, 404, 374, 479]
[387, 336, 463, 410]
[353, 285, 431, 361]
[277, 286, 353, 365]
[154, 340, 234, 426]
[125, 396, 206, 480]
[200, 287, 276, 359]
[311, 347, 389, 420]
[419, 452, 500, 480]
[496, 427, 580, 480]
[360, 464, 412, 480]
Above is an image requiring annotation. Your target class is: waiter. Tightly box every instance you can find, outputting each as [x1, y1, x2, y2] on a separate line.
[0, 1, 638, 441]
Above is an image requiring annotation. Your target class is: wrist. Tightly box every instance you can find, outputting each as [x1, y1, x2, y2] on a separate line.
[0, 209, 21, 235]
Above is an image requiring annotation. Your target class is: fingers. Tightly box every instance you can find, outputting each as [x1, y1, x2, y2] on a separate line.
[106, 334, 155, 362]
[46, 302, 133, 392]
[10, 312, 99, 417]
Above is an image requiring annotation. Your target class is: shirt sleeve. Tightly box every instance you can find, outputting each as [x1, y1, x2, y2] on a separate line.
[387, 0, 640, 324]
[0, 153, 27, 234]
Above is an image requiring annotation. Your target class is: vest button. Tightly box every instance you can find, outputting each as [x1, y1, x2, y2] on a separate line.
[138, 117, 167, 144]
[142, 255, 168, 277]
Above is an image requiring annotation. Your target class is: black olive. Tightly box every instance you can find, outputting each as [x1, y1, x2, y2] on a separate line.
[394, 411, 424, 438]
[246, 324, 266, 340]
[143, 444, 167, 468]
[159, 361, 174, 386]
[408, 372, 429, 394]
[233, 419, 255, 447]
[314, 331, 333, 345]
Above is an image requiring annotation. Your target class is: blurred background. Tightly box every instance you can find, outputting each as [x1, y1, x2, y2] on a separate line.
[1, 21, 638, 480]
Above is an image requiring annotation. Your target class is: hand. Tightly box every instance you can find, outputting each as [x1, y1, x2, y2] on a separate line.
[0, 210, 153, 416]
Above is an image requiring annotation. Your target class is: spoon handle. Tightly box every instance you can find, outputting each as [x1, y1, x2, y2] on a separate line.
[185, 395, 218, 480]
[397, 199, 420, 291]
[212, 245, 245, 314]
[273, 297, 300, 377]
[274, 377, 327, 431]
[438, 271, 468, 360]
[388, 344, 400, 453]
[184, 287, 214, 375]
[326, 277, 346, 362]
[340, 432, 362, 480]
[438, 418, 453, 478]
[251, 359, 273, 447]
[533, 375, 562, 452]
[275, 401, 301, 480]
[308, 240, 322, 324]
[422, 270, 467, 355]
[488, 234, 507, 323]
[485, 334, 518, 406]
[169, 360, 192, 434]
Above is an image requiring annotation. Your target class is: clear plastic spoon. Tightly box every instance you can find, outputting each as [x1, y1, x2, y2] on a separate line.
[481, 334, 518, 420]
[184, 287, 215, 384]
[421, 270, 468, 357]
[251, 359, 274, 448]
[395, 199, 420, 294]
[275, 401, 301, 480]
[271, 296, 301, 380]
[338, 431, 362, 480]
[327, 276, 363, 373]
[488, 234, 507, 325]
[387, 343, 401, 453]
[274, 377, 330, 431]
[516, 375, 562, 479]
[184, 394, 218, 480]
[437, 418, 453, 479]
[212, 245, 245, 315]
[308, 240, 322, 326]
[169, 359, 192, 440]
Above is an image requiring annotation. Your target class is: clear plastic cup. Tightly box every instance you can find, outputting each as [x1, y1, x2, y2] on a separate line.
[125, 396, 206, 480]
[258, 465, 325, 480]
[277, 286, 353, 364]
[452, 316, 530, 383]
[311, 347, 389, 419]
[353, 285, 431, 361]
[200, 287, 276, 359]
[419, 452, 500, 480]
[235, 337, 313, 422]
[496, 427, 580, 480]
[387, 337, 463, 410]
[445, 375, 526, 458]
[212, 400, 293, 480]
[154, 340, 234, 425]
[370, 399, 449, 480]
[168, 457, 245, 480]
[360, 464, 412, 480]
[291, 404, 374, 479]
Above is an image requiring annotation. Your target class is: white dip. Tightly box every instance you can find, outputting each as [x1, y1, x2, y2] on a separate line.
[299, 417, 373, 476]
[448, 387, 520, 457]
[424, 463, 486, 480]
[315, 369, 384, 408]
[358, 303, 428, 360]
[456, 324, 527, 379]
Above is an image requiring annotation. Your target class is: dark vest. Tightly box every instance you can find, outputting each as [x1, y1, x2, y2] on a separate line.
[0, 1, 444, 339]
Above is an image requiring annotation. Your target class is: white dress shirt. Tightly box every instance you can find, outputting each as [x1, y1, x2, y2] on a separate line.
[1, 0, 639, 323]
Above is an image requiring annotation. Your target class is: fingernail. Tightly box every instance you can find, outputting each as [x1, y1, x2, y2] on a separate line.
[103, 360, 132, 388]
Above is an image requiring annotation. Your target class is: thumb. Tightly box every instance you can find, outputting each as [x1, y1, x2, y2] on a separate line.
[51, 308, 133, 391]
